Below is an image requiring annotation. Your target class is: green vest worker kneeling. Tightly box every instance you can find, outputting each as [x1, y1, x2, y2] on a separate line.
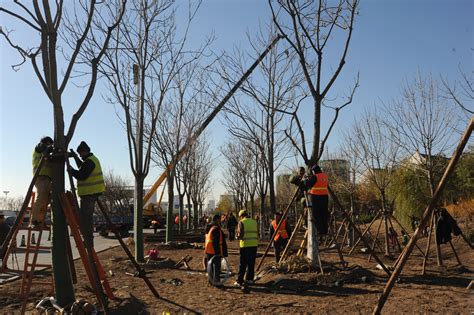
[68, 141, 105, 248]
[235, 210, 258, 287]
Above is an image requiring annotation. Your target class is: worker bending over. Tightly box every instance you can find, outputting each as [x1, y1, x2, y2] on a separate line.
[270, 212, 292, 263]
[205, 214, 228, 288]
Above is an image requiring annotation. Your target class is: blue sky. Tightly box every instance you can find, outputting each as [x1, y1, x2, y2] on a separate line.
[1, 0, 472, 202]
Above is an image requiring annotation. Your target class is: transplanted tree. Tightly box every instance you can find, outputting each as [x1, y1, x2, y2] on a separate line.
[268, 0, 360, 263]
[0, 0, 125, 306]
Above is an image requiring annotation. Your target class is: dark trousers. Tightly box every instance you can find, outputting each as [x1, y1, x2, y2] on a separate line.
[206, 253, 221, 285]
[274, 238, 288, 262]
[228, 228, 235, 241]
[238, 246, 257, 283]
[78, 194, 99, 248]
[311, 194, 329, 235]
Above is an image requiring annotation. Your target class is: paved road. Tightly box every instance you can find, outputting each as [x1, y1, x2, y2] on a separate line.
[0, 228, 126, 284]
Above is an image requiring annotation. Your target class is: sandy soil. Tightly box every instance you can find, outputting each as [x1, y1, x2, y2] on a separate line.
[1, 221, 473, 314]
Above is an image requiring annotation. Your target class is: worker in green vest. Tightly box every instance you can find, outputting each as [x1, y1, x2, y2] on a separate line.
[234, 209, 258, 287]
[67, 141, 105, 248]
[31, 136, 54, 228]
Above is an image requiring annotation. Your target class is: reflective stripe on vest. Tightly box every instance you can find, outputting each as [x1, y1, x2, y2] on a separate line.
[240, 218, 258, 248]
[32, 150, 53, 178]
[272, 220, 289, 241]
[309, 173, 328, 195]
[205, 226, 223, 255]
[77, 155, 105, 196]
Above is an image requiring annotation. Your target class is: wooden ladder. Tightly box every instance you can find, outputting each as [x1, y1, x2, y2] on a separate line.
[60, 192, 114, 306]
[19, 223, 54, 313]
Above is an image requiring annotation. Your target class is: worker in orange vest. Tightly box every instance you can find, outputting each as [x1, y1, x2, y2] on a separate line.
[301, 165, 329, 235]
[204, 214, 228, 288]
[270, 212, 292, 262]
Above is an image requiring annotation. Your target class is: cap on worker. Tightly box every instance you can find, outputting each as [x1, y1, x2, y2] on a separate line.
[77, 141, 90, 153]
[41, 136, 53, 145]
[238, 209, 247, 217]
[311, 164, 322, 173]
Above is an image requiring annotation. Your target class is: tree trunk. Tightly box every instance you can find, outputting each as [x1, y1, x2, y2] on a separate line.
[133, 177, 144, 262]
[166, 174, 174, 242]
[307, 204, 320, 266]
[178, 194, 184, 233]
[51, 153, 75, 305]
[192, 199, 199, 230]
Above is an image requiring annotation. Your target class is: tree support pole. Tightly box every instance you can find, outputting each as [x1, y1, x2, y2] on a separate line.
[256, 188, 299, 271]
[421, 211, 435, 275]
[372, 116, 473, 315]
[348, 214, 379, 255]
[96, 199, 160, 298]
[328, 186, 392, 276]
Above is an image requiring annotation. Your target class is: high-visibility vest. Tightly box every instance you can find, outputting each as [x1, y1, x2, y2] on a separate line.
[77, 155, 105, 196]
[272, 219, 289, 241]
[32, 150, 53, 178]
[205, 226, 223, 255]
[240, 218, 258, 248]
[309, 173, 328, 196]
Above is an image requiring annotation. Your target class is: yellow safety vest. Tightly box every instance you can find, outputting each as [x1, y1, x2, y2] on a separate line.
[77, 155, 105, 196]
[32, 150, 53, 178]
[240, 218, 258, 248]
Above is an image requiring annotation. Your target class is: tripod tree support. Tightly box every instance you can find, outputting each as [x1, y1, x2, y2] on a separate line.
[373, 116, 473, 315]
[256, 188, 299, 272]
[96, 199, 160, 298]
[328, 186, 392, 276]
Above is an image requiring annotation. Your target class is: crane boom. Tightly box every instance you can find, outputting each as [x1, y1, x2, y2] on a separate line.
[143, 35, 283, 203]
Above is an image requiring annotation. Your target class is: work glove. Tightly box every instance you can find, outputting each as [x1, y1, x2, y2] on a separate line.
[68, 149, 77, 158]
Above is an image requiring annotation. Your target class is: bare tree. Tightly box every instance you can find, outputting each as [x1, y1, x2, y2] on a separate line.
[221, 25, 300, 223]
[152, 58, 214, 241]
[102, 169, 133, 216]
[188, 134, 214, 227]
[100, 0, 210, 257]
[0, 1, 125, 304]
[221, 139, 257, 214]
[343, 109, 400, 255]
[268, 0, 360, 263]
[384, 74, 460, 197]
[441, 65, 474, 116]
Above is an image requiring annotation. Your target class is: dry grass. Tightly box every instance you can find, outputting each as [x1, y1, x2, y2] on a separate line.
[446, 199, 474, 221]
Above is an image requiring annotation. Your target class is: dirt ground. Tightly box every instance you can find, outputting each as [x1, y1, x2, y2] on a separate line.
[1, 221, 473, 314]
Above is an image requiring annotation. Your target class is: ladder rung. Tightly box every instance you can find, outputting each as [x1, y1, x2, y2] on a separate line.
[31, 281, 54, 286]
[27, 263, 52, 268]
[25, 246, 51, 251]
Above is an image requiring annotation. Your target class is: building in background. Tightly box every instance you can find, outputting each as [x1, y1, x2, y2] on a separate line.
[319, 159, 350, 182]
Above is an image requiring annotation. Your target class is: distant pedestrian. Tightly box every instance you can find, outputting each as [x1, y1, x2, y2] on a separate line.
[401, 230, 409, 246]
[227, 213, 238, 241]
[151, 219, 159, 234]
